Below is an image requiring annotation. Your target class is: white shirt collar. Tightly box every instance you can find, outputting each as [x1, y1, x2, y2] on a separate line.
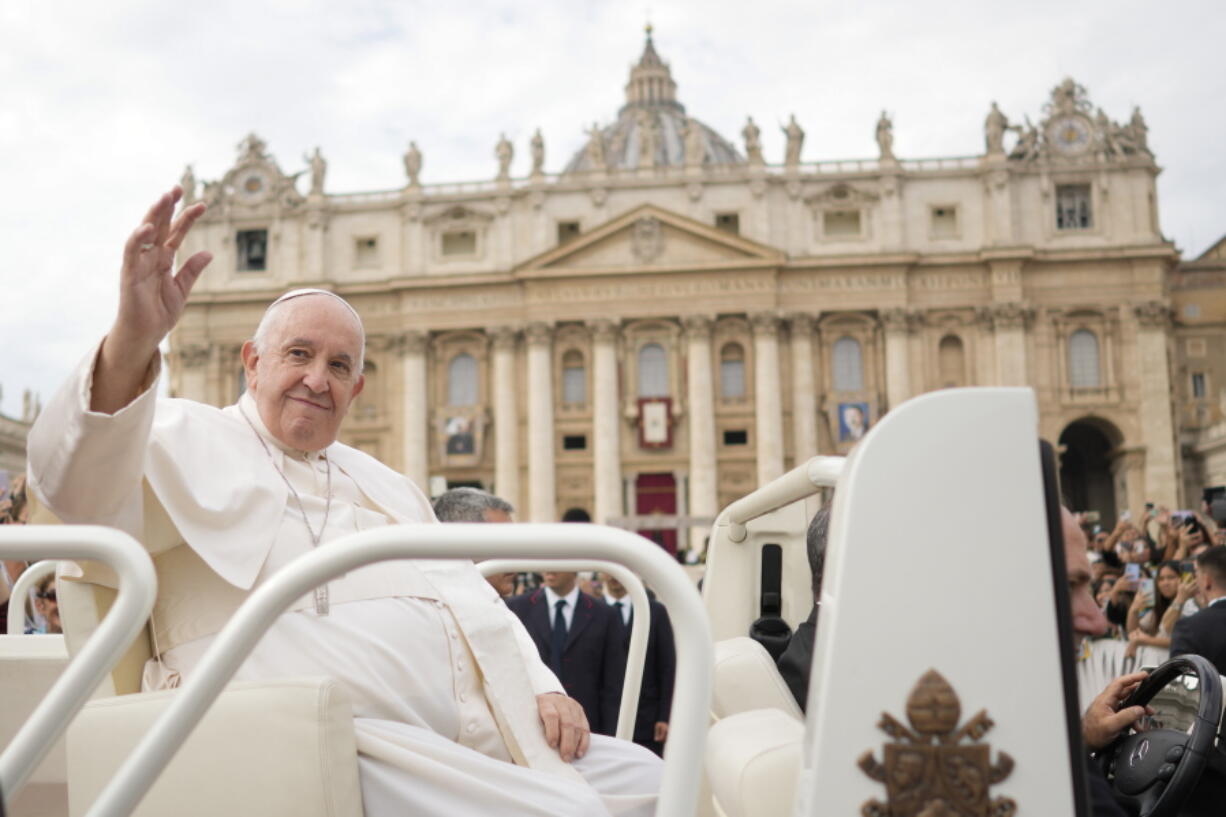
[1206, 595, 1226, 609]
[543, 584, 579, 610]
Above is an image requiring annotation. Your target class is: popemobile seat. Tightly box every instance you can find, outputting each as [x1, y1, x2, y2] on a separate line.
[704, 387, 1090, 817]
[37, 496, 364, 817]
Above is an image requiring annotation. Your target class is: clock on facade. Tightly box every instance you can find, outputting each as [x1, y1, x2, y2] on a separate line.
[1046, 115, 1092, 156]
[234, 167, 272, 204]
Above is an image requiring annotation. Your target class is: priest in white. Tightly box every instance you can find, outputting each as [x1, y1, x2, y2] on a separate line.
[26, 186, 661, 816]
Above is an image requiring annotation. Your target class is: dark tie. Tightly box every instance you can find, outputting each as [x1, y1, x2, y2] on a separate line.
[614, 601, 625, 626]
[550, 599, 568, 675]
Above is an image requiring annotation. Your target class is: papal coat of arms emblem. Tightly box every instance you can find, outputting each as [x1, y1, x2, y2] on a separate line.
[858, 670, 1016, 817]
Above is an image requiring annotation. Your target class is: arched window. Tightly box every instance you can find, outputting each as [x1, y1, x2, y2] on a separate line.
[562, 350, 586, 405]
[638, 343, 668, 397]
[938, 335, 965, 388]
[447, 353, 478, 406]
[832, 337, 863, 392]
[1068, 329, 1101, 388]
[720, 342, 746, 399]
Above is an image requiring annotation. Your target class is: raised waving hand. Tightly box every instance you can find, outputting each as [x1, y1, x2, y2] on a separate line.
[92, 186, 213, 413]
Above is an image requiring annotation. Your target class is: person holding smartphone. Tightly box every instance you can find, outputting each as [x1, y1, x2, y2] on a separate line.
[1124, 561, 1181, 657]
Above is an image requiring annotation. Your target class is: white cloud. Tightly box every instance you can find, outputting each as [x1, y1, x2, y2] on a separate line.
[2, 0, 1222, 418]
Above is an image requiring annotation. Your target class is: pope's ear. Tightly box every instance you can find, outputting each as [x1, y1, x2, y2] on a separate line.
[240, 341, 259, 386]
[351, 373, 366, 401]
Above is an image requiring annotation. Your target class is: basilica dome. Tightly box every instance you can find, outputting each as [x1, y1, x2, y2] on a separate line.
[563, 30, 743, 174]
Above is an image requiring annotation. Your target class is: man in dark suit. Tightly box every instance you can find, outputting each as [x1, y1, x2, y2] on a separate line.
[507, 570, 626, 736]
[601, 573, 675, 756]
[776, 506, 828, 712]
[1170, 545, 1226, 674]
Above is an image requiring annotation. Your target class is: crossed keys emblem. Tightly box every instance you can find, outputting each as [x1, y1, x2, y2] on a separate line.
[858, 670, 1016, 817]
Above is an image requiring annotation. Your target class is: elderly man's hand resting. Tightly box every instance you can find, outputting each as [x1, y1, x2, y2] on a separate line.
[1082, 671, 1154, 750]
[537, 693, 590, 762]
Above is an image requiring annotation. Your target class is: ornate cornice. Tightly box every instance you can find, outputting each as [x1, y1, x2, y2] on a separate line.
[525, 321, 554, 346]
[749, 312, 780, 337]
[681, 315, 713, 339]
[488, 325, 520, 350]
[1133, 300, 1171, 329]
[588, 318, 621, 344]
[990, 302, 1034, 330]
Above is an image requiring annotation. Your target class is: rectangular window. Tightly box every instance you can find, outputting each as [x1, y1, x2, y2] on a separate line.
[562, 366, 586, 405]
[1192, 373, 1207, 399]
[441, 230, 477, 256]
[823, 209, 861, 238]
[562, 434, 587, 451]
[714, 213, 740, 235]
[1184, 305, 1202, 320]
[1056, 184, 1093, 230]
[723, 429, 748, 446]
[236, 229, 268, 272]
[930, 205, 958, 238]
[354, 236, 378, 268]
[557, 221, 581, 245]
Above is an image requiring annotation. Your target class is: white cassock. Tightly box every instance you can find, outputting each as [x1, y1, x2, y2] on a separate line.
[27, 344, 661, 817]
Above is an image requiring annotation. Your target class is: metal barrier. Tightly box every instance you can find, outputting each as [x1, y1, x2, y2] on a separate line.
[6, 560, 57, 635]
[0, 527, 156, 811]
[479, 559, 651, 742]
[85, 523, 712, 817]
[1077, 638, 1171, 712]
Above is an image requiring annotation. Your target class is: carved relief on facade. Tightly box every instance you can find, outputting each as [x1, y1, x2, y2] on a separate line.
[1133, 300, 1172, 329]
[631, 216, 665, 263]
[423, 205, 494, 261]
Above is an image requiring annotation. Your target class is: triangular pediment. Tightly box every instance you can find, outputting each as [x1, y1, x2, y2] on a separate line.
[1197, 234, 1226, 262]
[516, 204, 784, 275]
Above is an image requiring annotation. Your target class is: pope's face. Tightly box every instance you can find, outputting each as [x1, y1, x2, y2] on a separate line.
[241, 296, 365, 452]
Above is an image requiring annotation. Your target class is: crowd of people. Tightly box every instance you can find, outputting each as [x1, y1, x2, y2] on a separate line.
[1082, 492, 1226, 669]
[0, 473, 61, 635]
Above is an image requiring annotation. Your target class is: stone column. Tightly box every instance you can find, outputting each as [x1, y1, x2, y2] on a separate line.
[882, 308, 913, 411]
[1134, 302, 1180, 507]
[751, 312, 785, 485]
[398, 330, 429, 491]
[490, 326, 520, 510]
[787, 314, 818, 462]
[171, 343, 213, 403]
[526, 322, 556, 522]
[590, 319, 622, 525]
[683, 315, 718, 547]
[991, 302, 1031, 387]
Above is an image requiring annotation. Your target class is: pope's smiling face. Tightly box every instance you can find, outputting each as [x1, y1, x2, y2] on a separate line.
[241, 295, 365, 452]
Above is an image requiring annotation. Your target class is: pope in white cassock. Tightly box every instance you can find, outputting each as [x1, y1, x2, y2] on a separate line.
[26, 187, 662, 816]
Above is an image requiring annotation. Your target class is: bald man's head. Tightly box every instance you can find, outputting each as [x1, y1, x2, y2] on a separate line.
[1062, 507, 1109, 645]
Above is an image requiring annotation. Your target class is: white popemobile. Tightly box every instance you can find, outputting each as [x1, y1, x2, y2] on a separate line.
[3, 387, 1226, 817]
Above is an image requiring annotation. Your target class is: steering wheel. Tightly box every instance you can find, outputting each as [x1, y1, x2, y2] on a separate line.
[1097, 655, 1223, 817]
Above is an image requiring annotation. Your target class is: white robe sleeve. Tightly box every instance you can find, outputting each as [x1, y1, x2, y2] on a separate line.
[507, 605, 564, 696]
[26, 340, 161, 545]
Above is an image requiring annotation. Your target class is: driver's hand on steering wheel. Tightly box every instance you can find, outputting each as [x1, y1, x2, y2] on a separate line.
[1083, 671, 1155, 750]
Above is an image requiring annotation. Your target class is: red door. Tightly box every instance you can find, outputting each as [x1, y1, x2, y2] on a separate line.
[635, 473, 677, 556]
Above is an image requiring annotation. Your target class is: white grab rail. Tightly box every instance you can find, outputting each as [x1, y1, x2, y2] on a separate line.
[479, 559, 652, 742]
[720, 456, 844, 543]
[0, 527, 156, 809]
[86, 523, 712, 817]
[6, 559, 58, 635]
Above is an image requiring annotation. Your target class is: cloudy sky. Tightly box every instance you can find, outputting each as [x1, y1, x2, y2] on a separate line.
[1, 0, 1223, 421]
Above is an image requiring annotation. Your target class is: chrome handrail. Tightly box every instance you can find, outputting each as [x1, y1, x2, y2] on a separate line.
[0, 527, 155, 808]
[478, 559, 651, 742]
[86, 523, 711, 817]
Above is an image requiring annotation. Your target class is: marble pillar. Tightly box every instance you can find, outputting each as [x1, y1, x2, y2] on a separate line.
[590, 319, 623, 525]
[526, 322, 557, 521]
[882, 308, 913, 411]
[398, 330, 429, 490]
[490, 326, 520, 510]
[1134, 302, 1180, 507]
[683, 315, 718, 546]
[787, 314, 818, 462]
[751, 312, 785, 485]
[991, 302, 1031, 387]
